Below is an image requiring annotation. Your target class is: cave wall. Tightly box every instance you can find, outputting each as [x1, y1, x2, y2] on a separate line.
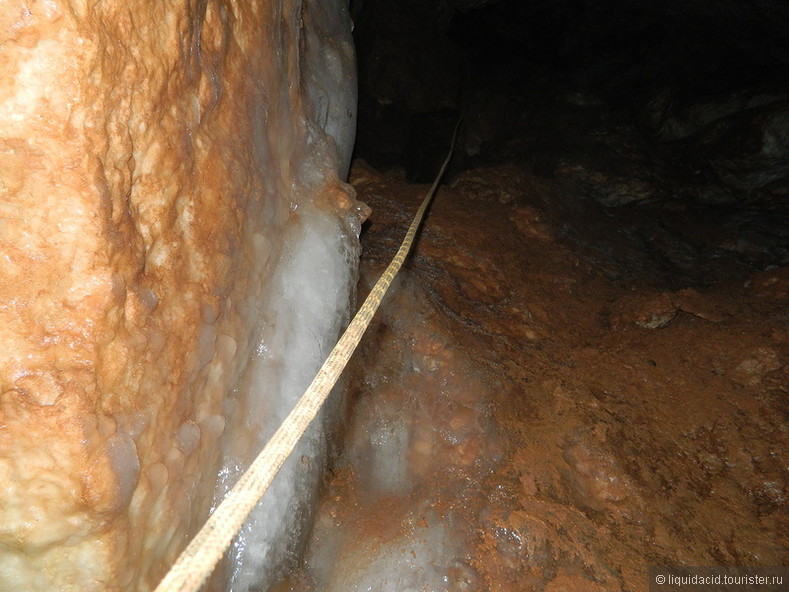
[351, 0, 789, 182]
[0, 1, 358, 590]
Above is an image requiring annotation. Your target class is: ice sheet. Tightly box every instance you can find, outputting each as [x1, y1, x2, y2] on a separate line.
[216, 204, 360, 592]
[211, 0, 360, 590]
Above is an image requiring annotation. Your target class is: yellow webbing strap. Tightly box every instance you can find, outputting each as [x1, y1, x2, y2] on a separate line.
[154, 120, 460, 592]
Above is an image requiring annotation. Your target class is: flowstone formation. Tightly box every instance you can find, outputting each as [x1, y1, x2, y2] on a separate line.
[0, 2, 359, 590]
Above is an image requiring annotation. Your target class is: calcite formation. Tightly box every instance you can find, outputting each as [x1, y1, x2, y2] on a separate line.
[0, 1, 358, 590]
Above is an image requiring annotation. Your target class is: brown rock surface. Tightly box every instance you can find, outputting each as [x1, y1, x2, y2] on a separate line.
[0, 2, 358, 590]
[289, 158, 787, 591]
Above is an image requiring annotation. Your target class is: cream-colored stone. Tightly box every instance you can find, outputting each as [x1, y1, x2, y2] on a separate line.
[0, 1, 358, 590]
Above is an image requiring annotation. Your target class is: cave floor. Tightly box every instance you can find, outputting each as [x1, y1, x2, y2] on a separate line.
[284, 122, 787, 591]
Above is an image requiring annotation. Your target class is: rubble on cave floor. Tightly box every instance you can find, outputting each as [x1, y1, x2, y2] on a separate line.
[283, 114, 787, 591]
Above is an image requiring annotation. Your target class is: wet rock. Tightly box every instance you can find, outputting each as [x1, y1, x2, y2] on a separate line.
[674, 98, 789, 196]
[610, 291, 678, 329]
[563, 431, 636, 511]
[543, 574, 610, 592]
[747, 266, 789, 299]
[730, 347, 782, 388]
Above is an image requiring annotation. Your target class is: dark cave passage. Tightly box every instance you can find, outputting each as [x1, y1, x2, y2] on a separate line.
[282, 2, 788, 591]
[349, 0, 789, 284]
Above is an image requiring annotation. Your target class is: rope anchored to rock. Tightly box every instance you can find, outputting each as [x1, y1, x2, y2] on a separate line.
[154, 119, 461, 592]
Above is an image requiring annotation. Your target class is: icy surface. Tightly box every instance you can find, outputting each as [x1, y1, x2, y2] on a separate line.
[314, 515, 463, 592]
[212, 1, 360, 590]
[294, 271, 501, 592]
[216, 204, 359, 592]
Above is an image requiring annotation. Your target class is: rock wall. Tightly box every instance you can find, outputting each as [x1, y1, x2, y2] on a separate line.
[0, 1, 358, 590]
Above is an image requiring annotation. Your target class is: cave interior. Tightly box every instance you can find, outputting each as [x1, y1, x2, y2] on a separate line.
[278, 1, 789, 590]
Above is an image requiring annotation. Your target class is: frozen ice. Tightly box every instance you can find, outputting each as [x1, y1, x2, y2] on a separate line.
[207, 1, 360, 590]
[216, 204, 360, 592]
